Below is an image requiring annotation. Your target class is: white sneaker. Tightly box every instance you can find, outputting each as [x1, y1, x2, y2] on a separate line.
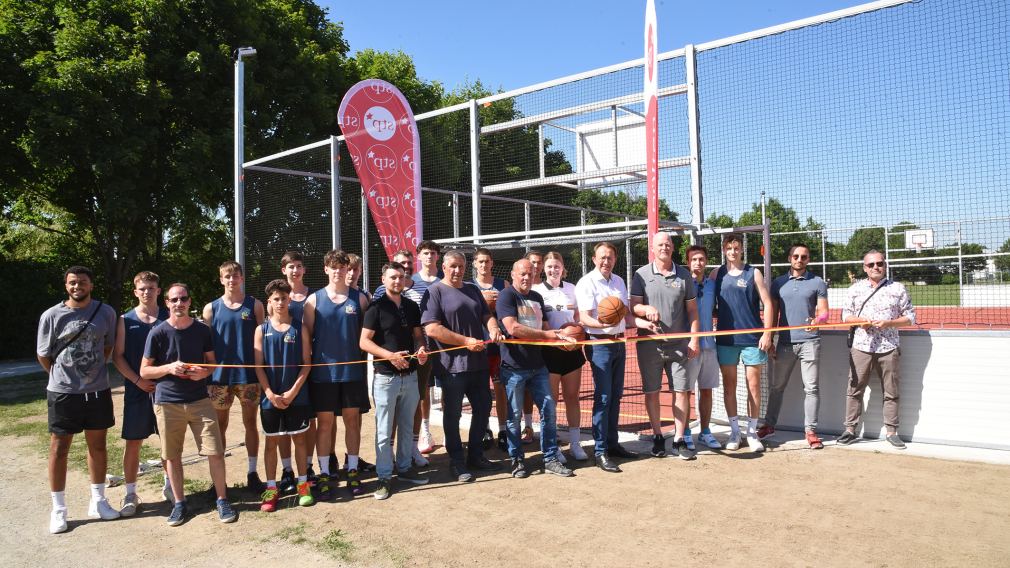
[50, 508, 68, 534]
[412, 446, 429, 467]
[726, 431, 741, 451]
[163, 483, 173, 503]
[699, 432, 722, 449]
[88, 498, 121, 520]
[570, 442, 588, 461]
[120, 493, 142, 517]
[748, 434, 766, 453]
[556, 449, 567, 464]
[418, 430, 434, 454]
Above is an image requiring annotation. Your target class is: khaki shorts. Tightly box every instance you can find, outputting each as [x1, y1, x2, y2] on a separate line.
[208, 384, 261, 410]
[155, 398, 224, 460]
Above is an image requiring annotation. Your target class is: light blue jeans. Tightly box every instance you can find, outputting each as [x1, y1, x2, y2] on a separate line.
[372, 371, 420, 480]
[501, 365, 559, 461]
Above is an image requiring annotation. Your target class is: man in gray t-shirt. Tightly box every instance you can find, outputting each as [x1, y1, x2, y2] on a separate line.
[760, 244, 829, 449]
[36, 266, 120, 534]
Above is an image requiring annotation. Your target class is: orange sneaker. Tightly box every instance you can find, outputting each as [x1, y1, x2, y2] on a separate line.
[806, 431, 824, 450]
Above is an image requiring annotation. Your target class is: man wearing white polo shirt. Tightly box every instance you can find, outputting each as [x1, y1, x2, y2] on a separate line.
[575, 242, 637, 473]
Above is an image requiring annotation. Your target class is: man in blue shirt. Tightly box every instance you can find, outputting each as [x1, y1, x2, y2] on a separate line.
[759, 244, 829, 449]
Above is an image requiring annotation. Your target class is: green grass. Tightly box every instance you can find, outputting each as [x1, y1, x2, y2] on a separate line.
[318, 529, 355, 561]
[903, 283, 960, 306]
[260, 521, 355, 561]
[265, 521, 311, 545]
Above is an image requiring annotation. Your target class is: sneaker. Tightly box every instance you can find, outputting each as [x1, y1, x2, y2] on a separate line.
[296, 481, 315, 507]
[412, 446, 430, 467]
[726, 431, 741, 451]
[279, 468, 296, 493]
[306, 465, 318, 487]
[450, 463, 474, 483]
[699, 432, 722, 449]
[216, 498, 237, 523]
[676, 439, 697, 461]
[50, 508, 68, 534]
[544, 459, 574, 477]
[836, 431, 857, 446]
[120, 493, 142, 517]
[806, 431, 825, 450]
[757, 424, 776, 439]
[418, 430, 435, 454]
[397, 468, 429, 486]
[88, 497, 121, 520]
[747, 433, 766, 453]
[246, 471, 265, 494]
[497, 429, 508, 452]
[316, 474, 335, 501]
[259, 487, 279, 512]
[347, 468, 364, 496]
[374, 479, 391, 500]
[886, 434, 906, 449]
[166, 501, 187, 527]
[162, 480, 173, 502]
[684, 434, 696, 452]
[521, 426, 535, 444]
[466, 455, 502, 471]
[570, 442, 588, 461]
[511, 458, 529, 479]
[650, 434, 667, 458]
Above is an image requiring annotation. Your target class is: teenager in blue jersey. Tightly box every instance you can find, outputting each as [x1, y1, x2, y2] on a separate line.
[411, 240, 442, 456]
[711, 233, 774, 453]
[278, 250, 317, 490]
[303, 249, 370, 499]
[201, 260, 265, 492]
[111, 271, 170, 516]
[253, 279, 315, 512]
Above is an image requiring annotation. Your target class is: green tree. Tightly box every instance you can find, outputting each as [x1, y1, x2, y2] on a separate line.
[996, 238, 1010, 272]
[736, 197, 802, 265]
[1, 0, 353, 311]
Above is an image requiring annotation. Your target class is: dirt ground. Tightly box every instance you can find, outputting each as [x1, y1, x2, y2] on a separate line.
[3, 380, 1009, 568]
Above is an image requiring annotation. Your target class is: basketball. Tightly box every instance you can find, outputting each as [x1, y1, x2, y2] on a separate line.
[596, 296, 627, 326]
[557, 322, 585, 351]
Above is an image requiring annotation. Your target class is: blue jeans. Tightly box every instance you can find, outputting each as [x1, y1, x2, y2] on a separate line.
[585, 343, 625, 455]
[501, 365, 558, 461]
[439, 370, 492, 465]
[372, 371, 420, 480]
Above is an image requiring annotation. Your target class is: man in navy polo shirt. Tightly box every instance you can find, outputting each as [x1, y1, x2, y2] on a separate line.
[759, 244, 829, 449]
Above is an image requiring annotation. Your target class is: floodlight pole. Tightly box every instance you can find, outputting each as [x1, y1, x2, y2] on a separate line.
[234, 46, 256, 272]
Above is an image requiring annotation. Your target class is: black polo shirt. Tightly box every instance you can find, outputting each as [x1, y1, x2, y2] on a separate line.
[362, 294, 422, 376]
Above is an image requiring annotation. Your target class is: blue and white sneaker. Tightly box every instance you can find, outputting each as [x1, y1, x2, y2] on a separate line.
[216, 498, 237, 523]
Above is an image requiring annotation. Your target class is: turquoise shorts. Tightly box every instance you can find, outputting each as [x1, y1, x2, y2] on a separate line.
[716, 345, 768, 366]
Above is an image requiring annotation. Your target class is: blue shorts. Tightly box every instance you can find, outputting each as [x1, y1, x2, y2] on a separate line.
[716, 345, 767, 366]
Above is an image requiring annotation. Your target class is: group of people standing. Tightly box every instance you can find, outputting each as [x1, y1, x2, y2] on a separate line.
[36, 232, 915, 534]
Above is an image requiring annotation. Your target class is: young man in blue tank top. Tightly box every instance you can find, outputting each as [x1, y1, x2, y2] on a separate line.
[712, 233, 774, 452]
[202, 261, 266, 492]
[279, 250, 317, 490]
[412, 241, 441, 457]
[303, 249, 370, 499]
[254, 279, 315, 511]
[112, 271, 170, 516]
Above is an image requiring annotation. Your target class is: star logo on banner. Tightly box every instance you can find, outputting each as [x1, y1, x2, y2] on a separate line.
[404, 191, 411, 200]
[402, 154, 410, 162]
[400, 117, 409, 125]
[369, 189, 376, 197]
[405, 229, 413, 238]
[367, 150, 375, 159]
[366, 113, 373, 120]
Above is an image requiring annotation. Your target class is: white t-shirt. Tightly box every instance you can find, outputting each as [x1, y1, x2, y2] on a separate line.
[574, 269, 629, 335]
[532, 281, 577, 330]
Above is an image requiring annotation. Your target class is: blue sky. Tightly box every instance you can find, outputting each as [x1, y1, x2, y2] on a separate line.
[324, 0, 870, 91]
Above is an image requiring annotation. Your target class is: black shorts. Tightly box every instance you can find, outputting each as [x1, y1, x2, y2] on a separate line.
[48, 389, 115, 436]
[261, 405, 315, 436]
[543, 346, 587, 376]
[309, 381, 371, 414]
[121, 384, 157, 440]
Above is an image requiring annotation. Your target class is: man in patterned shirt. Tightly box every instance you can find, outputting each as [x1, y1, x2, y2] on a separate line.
[838, 250, 916, 449]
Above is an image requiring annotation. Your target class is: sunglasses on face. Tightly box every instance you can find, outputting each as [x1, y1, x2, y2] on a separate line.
[864, 261, 886, 268]
[792, 254, 809, 260]
[167, 296, 190, 304]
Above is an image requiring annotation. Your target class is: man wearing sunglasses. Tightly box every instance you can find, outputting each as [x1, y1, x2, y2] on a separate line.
[759, 244, 829, 449]
[838, 250, 916, 449]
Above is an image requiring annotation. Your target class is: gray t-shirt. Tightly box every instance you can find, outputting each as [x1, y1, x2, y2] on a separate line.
[630, 262, 697, 340]
[771, 271, 828, 343]
[37, 300, 117, 394]
[420, 281, 490, 376]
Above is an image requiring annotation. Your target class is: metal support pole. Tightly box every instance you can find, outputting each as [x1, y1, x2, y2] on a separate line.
[524, 202, 532, 253]
[469, 99, 482, 243]
[580, 210, 588, 275]
[611, 105, 619, 167]
[820, 231, 827, 281]
[957, 221, 963, 304]
[538, 124, 545, 179]
[685, 44, 704, 245]
[625, 215, 632, 285]
[330, 135, 341, 249]
[361, 186, 369, 290]
[452, 193, 460, 240]
[233, 48, 256, 270]
[761, 191, 773, 408]
[884, 225, 891, 281]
